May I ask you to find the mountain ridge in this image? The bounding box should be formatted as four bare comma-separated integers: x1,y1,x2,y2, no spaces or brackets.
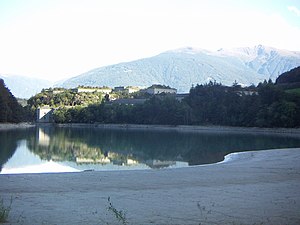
0,74,53,99
58,45,300,92
2,45,300,98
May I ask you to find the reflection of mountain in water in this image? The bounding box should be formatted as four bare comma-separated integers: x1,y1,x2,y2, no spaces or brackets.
26,126,300,169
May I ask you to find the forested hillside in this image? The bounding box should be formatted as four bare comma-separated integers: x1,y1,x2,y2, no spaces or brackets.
276,66,300,84
25,67,300,128
0,79,26,122
27,88,104,109
44,81,300,128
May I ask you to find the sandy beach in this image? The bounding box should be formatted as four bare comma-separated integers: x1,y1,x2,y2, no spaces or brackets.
1,148,300,225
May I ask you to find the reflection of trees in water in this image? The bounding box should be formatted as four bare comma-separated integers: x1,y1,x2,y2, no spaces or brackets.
27,127,136,165
65,128,300,165
27,127,300,166
0,129,34,171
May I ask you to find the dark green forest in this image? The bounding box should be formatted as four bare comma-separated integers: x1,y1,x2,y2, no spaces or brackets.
276,66,300,84
62,67,299,128
50,80,300,128
0,79,29,123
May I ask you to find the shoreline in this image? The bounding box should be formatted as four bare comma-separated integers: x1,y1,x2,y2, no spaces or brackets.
0,122,35,131
2,122,300,136
55,123,300,136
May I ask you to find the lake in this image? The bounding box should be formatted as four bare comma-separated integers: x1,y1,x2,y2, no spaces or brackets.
1,126,300,174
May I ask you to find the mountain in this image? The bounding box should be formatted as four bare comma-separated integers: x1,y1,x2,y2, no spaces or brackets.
58,45,300,93
0,75,53,99
215,45,300,80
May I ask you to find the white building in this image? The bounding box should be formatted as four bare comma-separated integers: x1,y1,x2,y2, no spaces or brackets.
36,106,54,123
114,86,141,94
74,87,112,94
126,86,141,93
144,85,177,95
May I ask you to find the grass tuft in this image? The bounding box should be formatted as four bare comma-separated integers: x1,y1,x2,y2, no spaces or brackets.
107,197,128,225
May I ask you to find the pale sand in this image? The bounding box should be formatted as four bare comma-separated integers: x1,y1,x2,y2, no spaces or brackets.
1,148,300,225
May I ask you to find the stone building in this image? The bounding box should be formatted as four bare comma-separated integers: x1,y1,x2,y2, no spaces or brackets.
73,87,112,94
36,106,54,123
144,84,177,95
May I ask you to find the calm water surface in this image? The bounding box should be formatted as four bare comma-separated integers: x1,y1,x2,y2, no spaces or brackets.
1,126,300,174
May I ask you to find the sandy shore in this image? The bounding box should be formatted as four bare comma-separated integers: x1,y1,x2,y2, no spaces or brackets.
1,148,300,225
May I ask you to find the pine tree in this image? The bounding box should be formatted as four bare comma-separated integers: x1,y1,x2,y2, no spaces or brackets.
0,79,24,123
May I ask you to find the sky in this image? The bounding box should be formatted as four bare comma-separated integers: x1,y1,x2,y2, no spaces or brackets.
0,0,300,81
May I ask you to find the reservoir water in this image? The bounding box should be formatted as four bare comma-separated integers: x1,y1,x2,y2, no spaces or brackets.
1,126,300,174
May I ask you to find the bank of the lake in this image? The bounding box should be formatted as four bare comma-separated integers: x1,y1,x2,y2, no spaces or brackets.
2,123,300,137
0,123,35,131
55,123,300,136
1,148,300,225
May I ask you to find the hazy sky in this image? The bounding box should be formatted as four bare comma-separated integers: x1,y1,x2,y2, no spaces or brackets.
0,0,300,81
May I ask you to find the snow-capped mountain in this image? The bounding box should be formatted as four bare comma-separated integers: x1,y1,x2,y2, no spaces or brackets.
215,45,300,80
58,45,300,93
0,74,53,99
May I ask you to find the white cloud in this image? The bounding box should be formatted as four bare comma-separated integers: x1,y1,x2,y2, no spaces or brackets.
288,6,300,17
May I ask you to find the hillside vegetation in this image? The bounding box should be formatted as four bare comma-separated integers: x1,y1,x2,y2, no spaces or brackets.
29,80,300,128
276,66,300,84
27,88,104,108
0,79,29,123
8,66,299,128
54,82,300,127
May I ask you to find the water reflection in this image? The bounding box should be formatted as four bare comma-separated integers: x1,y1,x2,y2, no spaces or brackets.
29,127,150,169
0,129,32,172
1,126,300,173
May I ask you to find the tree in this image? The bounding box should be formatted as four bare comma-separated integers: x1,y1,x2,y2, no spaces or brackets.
53,107,67,123
0,79,25,123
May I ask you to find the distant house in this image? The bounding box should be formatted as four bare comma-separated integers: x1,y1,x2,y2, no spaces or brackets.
114,86,141,94
42,88,64,95
126,86,141,93
52,89,64,94
144,84,177,95
36,106,54,123
74,86,112,94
